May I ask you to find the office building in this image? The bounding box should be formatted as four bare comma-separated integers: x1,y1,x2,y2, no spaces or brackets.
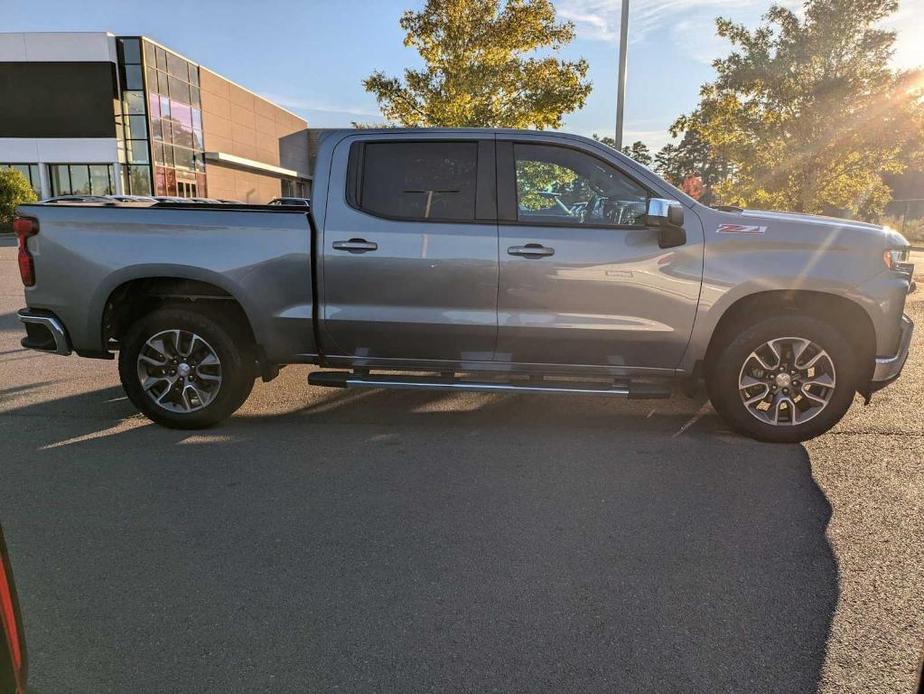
0,32,310,201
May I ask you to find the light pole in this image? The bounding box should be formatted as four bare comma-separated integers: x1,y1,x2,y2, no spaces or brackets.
615,0,630,150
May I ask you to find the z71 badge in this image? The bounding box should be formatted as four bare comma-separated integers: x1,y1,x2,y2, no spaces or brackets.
716,223,767,234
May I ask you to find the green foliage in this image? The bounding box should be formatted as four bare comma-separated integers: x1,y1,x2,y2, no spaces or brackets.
350,122,396,129
650,122,730,204
620,141,652,167
669,0,924,217
0,168,38,231
654,124,726,183
516,159,577,210
592,133,617,149
363,0,592,129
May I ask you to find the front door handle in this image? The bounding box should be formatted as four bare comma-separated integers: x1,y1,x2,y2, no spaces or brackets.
332,238,378,253
507,243,555,258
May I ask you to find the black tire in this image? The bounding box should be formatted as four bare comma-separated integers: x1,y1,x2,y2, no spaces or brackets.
706,314,859,443
118,307,255,429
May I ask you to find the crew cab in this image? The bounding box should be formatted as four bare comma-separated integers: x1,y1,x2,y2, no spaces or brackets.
14,129,915,442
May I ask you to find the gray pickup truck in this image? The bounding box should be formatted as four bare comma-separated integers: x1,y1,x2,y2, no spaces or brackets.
14,128,915,442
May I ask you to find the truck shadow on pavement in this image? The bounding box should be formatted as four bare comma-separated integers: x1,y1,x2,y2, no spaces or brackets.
3,383,839,693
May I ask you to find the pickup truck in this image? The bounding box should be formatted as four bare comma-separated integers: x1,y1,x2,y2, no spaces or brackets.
14,128,915,442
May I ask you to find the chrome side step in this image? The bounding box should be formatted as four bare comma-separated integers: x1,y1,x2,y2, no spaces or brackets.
308,371,671,399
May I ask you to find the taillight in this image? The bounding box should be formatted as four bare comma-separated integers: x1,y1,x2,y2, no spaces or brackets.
0,533,25,693
12,216,38,287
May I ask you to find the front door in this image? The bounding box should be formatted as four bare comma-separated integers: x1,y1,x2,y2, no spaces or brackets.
495,139,702,370
320,136,499,365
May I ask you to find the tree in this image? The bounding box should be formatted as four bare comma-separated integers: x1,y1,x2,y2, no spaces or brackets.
670,0,924,218
363,0,592,129
592,134,653,166
652,144,679,182
652,116,729,204
0,168,37,232
621,141,652,167
679,175,705,201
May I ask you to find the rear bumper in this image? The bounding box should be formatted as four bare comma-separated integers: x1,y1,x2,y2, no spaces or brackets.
871,314,913,386
17,309,72,356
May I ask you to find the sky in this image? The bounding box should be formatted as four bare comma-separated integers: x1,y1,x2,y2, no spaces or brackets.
3,0,923,151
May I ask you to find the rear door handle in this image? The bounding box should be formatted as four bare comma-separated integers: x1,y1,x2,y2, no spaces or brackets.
507,243,555,258
332,238,378,253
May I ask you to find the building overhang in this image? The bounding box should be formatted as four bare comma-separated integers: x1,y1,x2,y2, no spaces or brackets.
203,151,310,180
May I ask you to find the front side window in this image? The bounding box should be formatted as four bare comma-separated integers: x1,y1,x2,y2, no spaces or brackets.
357,142,478,221
514,144,648,226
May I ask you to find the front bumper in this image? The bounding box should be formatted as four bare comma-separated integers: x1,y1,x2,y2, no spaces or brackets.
17,309,72,356
871,314,913,385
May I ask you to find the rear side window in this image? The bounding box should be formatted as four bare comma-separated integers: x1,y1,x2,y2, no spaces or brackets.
355,142,478,221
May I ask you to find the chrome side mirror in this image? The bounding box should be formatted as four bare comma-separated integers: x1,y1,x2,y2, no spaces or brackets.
646,198,686,248
647,198,684,226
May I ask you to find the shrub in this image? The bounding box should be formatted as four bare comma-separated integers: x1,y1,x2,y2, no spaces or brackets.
0,168,38,232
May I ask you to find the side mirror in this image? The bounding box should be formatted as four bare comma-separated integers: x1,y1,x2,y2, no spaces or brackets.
646,198,686,248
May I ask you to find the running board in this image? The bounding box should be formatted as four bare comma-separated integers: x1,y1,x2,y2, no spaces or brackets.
307,371,672,399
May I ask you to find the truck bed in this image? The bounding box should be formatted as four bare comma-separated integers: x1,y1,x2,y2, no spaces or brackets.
17,203,318,362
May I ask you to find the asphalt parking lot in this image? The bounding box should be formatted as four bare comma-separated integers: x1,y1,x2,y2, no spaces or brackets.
0,236,921,693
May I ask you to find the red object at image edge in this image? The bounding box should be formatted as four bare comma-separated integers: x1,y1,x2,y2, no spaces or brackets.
0,544,24,693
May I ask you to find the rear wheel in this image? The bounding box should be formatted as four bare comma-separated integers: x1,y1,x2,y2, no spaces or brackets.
118,307,255,429
706,315,859,442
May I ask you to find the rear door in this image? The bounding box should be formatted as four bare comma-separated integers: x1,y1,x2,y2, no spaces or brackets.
320,134,498,365
495,138,703,370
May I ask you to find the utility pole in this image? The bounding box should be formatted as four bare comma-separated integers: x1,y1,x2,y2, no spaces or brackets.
615,0,630,150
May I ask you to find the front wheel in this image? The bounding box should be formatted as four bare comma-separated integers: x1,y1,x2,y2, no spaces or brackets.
706,315,860,443
118,307,255,429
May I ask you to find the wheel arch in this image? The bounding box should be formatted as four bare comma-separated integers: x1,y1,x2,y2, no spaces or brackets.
96,268,260,358
702,289,876,389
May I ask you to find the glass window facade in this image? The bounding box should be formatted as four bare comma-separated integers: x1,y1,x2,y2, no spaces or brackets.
1,163,40,195
48,164,115,196
121,64,144,90
117,38,142,65
142,39,206,198
114,37,152,195
112,36,209,198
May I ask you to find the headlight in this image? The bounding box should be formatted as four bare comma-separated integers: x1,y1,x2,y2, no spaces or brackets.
883,247,913,273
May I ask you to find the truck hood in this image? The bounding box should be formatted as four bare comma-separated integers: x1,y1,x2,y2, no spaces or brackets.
736,209,908,248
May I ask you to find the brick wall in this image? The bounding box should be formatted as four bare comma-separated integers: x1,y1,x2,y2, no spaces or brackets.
199,67,306,202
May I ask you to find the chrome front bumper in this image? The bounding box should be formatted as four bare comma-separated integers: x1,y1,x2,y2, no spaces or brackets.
872,314,914,383
18,309,72,356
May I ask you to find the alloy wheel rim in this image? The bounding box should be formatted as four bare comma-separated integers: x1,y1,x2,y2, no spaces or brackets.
136,329,222,413
737,336,836,427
